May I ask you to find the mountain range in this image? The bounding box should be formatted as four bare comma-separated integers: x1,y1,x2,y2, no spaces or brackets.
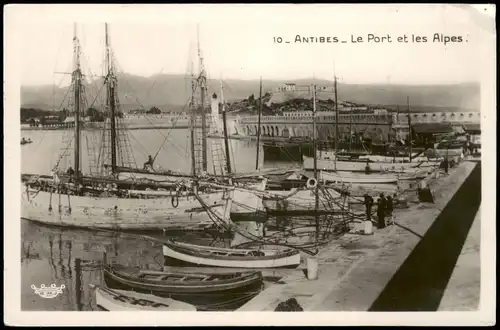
21,73,480,113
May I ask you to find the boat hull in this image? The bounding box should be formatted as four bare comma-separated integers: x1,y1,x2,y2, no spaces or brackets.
102,267,263,311
162,240,301,269
21,184,225,231
303,156,439,173
95,287,197,311
320,171,398,184
262,188,343,213
263,143,314,161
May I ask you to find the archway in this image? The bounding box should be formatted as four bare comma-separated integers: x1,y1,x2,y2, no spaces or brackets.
282,128,290,138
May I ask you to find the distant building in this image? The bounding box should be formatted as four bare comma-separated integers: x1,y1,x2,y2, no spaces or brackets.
373,109,388,115
63,116,90,123
276,83,297,93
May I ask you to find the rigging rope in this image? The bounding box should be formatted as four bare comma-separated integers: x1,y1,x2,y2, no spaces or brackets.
110,55,193,163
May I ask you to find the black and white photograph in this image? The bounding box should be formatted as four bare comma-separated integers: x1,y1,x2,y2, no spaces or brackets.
4,4,495,326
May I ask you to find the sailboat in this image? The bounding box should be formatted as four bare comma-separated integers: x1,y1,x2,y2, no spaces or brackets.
302,78,439,180
161,78,302,268
253,82,352,212
21,23,227,231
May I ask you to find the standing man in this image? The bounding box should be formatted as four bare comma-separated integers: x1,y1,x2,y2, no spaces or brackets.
443,156,449,174
363,193,374,222
363,193,374,235
377,193,386,229
386,195,394,226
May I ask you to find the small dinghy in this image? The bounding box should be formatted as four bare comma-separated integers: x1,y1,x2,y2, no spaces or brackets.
95,286,196,311
162,239,301,269
102,265,264,311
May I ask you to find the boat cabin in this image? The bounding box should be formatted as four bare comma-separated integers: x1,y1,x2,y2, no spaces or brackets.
411,123,454,148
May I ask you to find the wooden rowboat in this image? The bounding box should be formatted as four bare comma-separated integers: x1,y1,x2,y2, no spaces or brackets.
95,286,197,311
102,265,264,311
162,239,301,269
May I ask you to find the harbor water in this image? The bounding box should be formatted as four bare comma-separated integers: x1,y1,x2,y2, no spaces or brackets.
21,128,295,311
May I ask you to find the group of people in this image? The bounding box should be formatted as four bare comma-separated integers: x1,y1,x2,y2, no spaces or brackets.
363,192,395,229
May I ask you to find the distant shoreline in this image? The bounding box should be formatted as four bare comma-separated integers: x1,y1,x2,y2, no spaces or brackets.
20,126,200,131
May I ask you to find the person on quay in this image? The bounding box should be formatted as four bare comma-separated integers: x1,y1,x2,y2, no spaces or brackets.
377,193,386,229
386,195,394,226
363,193,374,223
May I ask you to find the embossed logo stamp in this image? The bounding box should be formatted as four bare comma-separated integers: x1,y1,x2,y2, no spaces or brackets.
31,284,66,299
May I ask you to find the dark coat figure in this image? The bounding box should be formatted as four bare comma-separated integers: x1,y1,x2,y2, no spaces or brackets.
440,157,449,174
143,155,154,170
67,167,75,176
386,195,394,224
377,193,386,229
363,193,374,221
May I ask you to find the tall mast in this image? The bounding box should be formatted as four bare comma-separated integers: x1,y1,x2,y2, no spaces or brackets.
197,25,208,172
72,23,82,181
334,76,339,171
190,73,197,176
348,91,352,151
221,81,232,174
255,77,263,170
312,84,319,241
105,23,117,173
407,96,412,162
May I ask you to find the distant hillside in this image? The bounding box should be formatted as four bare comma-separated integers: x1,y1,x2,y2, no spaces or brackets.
21,74,480,112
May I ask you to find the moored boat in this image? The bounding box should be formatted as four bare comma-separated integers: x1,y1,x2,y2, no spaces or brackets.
262,186,344,213
21,24,231,231
21,182,225,231
21,138,33,145
162,239,301,269
303,155,439,173
102,265,264,311
320,170,398,184
95,286,197,311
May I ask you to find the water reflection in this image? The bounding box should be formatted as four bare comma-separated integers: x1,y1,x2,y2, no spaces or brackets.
21,219,225,311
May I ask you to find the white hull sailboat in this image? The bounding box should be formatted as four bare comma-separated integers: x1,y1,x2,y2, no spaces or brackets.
262,187,343,212
21,24,226,231
319,170,399,184
303,155,439,173
21,184,225,231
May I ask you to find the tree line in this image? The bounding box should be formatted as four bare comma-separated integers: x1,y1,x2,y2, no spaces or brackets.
21,107,124,124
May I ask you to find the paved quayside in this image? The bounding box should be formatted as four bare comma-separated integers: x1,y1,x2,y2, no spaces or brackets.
438,206,481,311
238,160,481,311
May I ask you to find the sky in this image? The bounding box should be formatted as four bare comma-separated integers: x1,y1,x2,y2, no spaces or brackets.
6,4,495,86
